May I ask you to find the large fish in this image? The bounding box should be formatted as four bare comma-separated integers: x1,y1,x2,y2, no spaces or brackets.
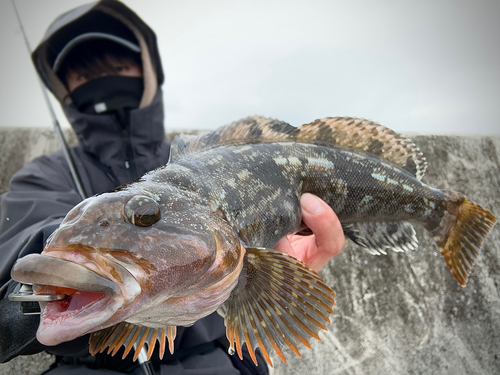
11,116,496,365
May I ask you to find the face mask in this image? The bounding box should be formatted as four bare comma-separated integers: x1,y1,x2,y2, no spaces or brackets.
70,76,144,115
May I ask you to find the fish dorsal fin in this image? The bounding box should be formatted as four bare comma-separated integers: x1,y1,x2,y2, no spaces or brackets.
169,116,299,161
170,115,427,180
298,117,427,180
89,323,177,361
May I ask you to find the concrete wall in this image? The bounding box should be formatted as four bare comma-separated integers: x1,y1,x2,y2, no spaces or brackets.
0,128,499,374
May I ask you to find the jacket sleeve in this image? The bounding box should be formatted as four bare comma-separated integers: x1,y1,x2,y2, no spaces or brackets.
0,153,83,362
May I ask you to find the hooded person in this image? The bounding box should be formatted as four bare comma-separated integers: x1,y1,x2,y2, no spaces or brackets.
0,1,269,373
0,0,344,373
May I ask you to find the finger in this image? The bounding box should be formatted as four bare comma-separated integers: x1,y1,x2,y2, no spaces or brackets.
273,236,296,258
301,193,344,270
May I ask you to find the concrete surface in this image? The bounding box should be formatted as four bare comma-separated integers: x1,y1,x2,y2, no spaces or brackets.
0,128,78,196
0,127,498,374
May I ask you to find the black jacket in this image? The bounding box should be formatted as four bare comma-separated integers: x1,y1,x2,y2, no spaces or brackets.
0,1,267,373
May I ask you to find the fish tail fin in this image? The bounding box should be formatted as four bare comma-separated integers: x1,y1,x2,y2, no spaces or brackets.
431,191,496,286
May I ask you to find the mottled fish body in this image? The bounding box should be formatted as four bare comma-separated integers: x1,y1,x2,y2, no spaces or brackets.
11,116,496,366
169,142,438,247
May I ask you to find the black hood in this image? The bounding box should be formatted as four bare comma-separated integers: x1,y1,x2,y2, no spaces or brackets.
32,0,164,107
30,0,167,182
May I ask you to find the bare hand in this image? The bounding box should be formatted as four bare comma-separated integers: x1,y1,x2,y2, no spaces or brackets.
274,193,344,272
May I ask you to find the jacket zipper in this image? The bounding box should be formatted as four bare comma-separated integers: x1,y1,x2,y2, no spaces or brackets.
121,128,138,180
116,110,139,181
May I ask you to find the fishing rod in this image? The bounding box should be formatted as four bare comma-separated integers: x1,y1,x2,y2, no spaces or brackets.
11,0,87,200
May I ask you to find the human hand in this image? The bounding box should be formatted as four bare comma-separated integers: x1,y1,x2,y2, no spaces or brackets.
274,193,344,272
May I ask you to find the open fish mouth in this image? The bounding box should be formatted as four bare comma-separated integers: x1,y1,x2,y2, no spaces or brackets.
11,253,140,346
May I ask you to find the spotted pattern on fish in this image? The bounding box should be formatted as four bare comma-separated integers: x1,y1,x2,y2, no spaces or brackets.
162,142,443,250
357,195,376,214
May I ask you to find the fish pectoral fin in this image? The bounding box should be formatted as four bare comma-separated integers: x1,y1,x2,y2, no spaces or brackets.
89,323,177,361
218,247,336,367
343,221,418,255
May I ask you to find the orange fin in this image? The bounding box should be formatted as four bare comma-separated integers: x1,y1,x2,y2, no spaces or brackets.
432,191,497,286
218,247,336,367
89,323,177,361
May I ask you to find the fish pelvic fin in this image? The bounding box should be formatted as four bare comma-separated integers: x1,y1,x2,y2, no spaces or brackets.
218,247,336,367
89,323,177,361
431,191,496,286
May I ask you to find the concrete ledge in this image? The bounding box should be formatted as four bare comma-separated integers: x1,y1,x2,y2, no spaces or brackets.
0,127,203,196
0,128,499,374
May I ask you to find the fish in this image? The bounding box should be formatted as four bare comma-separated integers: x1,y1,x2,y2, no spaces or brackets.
11,116,496,366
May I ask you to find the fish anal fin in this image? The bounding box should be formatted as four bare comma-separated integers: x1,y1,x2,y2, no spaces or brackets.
343,221,418,255
167,326,176,354
218,247,336,367
89,323,177,361
298,117,428,180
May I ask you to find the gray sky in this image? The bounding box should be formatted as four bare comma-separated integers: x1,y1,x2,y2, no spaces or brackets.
1,0,499,134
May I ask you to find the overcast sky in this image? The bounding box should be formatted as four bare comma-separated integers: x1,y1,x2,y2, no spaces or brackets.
1,0,499,134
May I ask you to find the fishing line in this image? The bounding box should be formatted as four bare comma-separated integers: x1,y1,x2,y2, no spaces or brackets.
10,0,87,200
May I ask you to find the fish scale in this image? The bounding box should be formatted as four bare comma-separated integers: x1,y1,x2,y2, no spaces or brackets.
169,142,441,248
10,115,496,367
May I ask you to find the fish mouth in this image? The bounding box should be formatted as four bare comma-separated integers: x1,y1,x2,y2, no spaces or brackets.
11,253,141,346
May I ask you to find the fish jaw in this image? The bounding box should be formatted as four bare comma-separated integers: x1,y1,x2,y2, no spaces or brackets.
10,252,142,346
37,289,121,345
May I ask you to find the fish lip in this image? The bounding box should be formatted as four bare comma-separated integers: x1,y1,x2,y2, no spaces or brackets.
11,252,142,304
11,253,142,346
11,253,123,298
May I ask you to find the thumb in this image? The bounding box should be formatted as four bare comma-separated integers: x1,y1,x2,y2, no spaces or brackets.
301,193,345,268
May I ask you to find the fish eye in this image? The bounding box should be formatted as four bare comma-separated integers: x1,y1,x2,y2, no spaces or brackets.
124,195,161,227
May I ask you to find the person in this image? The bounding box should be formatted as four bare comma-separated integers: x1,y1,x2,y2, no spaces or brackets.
0,1,344,374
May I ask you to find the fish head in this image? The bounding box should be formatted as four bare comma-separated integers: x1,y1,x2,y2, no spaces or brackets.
11,188,243,346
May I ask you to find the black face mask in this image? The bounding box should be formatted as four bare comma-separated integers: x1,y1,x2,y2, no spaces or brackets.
70,75,144,117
